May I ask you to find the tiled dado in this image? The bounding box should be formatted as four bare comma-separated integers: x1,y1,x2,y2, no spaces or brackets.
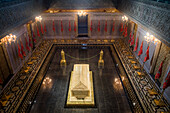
113,39,170,113
0,39,112,112
110,45,143,113
0,40,53,113
1,39,169,113
17,43,56,112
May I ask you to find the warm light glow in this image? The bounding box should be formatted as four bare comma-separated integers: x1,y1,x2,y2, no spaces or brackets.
8,38,12,44
153,38,160,44
146,32,150,36
150,35,154,41
144,32,160,44
0,34,17,45
122,77,125,81
43,77,52,86
122,16,124,20
78,10,87,16
154,38,158,42
144,35,150,44
114,78,121,85
113,77,123,90
35,16,42,22
122,15,128,22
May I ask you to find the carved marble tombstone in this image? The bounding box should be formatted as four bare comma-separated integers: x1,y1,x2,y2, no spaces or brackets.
71,64,90,99
66,64,95,107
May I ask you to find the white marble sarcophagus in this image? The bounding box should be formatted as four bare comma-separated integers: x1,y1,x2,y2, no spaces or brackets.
66,64,95,106
71,64,90,99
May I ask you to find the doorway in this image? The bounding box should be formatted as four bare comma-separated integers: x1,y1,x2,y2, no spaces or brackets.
78,14,88,37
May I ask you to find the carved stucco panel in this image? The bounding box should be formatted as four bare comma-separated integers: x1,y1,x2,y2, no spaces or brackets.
0,1,35,37
118,0,170,45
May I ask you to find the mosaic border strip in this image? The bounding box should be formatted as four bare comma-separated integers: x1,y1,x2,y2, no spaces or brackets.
18,42,144,112
110,45,144,113
2,39,169,113
0,40,53,112
113,39,170,113
17,44,56,112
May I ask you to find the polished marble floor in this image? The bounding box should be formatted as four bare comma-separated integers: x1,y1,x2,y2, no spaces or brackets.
30,45,132,113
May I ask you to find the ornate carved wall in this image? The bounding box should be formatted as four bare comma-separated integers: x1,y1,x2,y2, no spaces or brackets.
154,43,170,83
90,13,122,38
118,0,170,46
117,0,170,102
50,0,115,9
5,25,33,74
153,43,170,103
0,0,30,8
0,0,44,38
43,12,122,39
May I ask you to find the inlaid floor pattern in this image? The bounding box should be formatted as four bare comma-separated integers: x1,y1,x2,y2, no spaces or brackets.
30,46,132,113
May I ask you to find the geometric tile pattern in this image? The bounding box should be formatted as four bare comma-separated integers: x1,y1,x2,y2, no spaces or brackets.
29,43,132,113
0,40,52,112
113,39,170,112
118,0,170,45
0,39,169,113
17,42,56,112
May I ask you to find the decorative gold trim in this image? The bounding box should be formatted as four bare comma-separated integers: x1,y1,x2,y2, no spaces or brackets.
154,99,166,107
133,23,138,41
133,65,141,70
26,23,33,49
136,71,145,77
45,8,119,13
130,60,137,64
127,56,134,59
148,89,158,96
